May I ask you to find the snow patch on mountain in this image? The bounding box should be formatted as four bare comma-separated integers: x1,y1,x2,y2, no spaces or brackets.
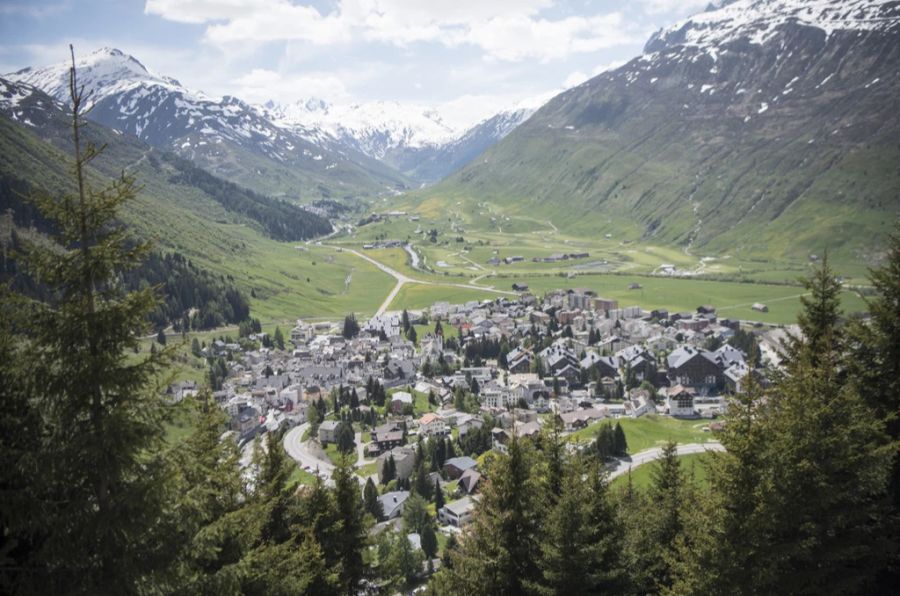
649,0,900,52
7,47,184,107
262,99,458,158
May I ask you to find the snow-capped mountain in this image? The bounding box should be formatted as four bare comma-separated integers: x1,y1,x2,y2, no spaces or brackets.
5,47,542,193
261,97,535,183
5,48,409,200
428,0,900,261
262,98,458,158
404,105,535,184
647,0,898,53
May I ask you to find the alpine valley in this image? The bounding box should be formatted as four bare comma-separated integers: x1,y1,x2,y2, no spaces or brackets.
411,0,900,266
1,0,899,322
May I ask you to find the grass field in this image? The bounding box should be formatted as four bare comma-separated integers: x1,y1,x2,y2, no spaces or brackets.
288,463,318,488
324,204,872,325
388,284,498,311
610,452,714,492
324,443,360,466
569,415,714,452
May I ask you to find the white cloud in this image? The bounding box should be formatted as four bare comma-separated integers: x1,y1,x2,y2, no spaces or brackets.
638,0,711,17
144,0,642,62
231,68,349,103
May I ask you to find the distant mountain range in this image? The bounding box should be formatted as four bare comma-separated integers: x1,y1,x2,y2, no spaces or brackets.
5,48,537,194
421,0,900,263
260,97,535,184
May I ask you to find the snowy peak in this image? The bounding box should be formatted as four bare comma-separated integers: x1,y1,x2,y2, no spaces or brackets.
6,47,178,107
648,0,900,53
263,98,459,157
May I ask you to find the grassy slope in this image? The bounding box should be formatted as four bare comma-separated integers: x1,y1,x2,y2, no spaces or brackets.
568,415,714,451
0,115,395,324
610,452,713,492
400,30,900,275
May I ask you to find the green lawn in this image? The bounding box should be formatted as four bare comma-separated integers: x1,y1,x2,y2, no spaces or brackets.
355,462,378,478
287,464,318,488
389,283,497,311
569,415,714,453
413,390,437,415
610,452,714,492
324,443,360,466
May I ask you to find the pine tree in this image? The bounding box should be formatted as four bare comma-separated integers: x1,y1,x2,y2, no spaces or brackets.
363,477,383,520
331,455,368,593
445,438,541,593
273,326,285,350
402,493,432,536
407,324,418,344
670,375,768,595
342,313,360,339
751,260,894,594
382,455,397,485
614,422,628,456
529,459,625,594
625,441,686,593
5,47,175,593
337,422,356,454
421,523,438,560
433,478,445,510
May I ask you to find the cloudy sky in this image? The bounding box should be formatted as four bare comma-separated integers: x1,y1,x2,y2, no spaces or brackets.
0,0,709,129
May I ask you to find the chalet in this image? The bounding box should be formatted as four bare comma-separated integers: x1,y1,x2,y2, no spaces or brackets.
616,345,657,384
439,496,476,527
444,456,478,480
378,491,410,520
458,468,482,495
667,346,723,391
580,352,619,378
370,422,405,454
626,388,654,418
506,347,534,373
665,385,696,417
512,282,530,292
752,303,769,313
559,408,605,431
418,413,447,437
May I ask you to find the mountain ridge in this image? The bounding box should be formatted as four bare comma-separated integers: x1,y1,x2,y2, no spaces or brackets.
415,0,900,265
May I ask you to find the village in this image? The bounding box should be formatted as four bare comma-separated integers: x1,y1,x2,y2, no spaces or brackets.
169,286,782,572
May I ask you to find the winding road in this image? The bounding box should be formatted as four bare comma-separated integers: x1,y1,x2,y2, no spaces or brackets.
608,441,725,480
335,246,516,316
283,423,336,479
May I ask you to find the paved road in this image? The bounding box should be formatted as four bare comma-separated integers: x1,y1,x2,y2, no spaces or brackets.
337,246,516,316
283,423,336,479
608,442,725,480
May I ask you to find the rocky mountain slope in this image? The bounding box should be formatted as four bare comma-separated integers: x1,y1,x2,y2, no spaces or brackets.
424,0,900,263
